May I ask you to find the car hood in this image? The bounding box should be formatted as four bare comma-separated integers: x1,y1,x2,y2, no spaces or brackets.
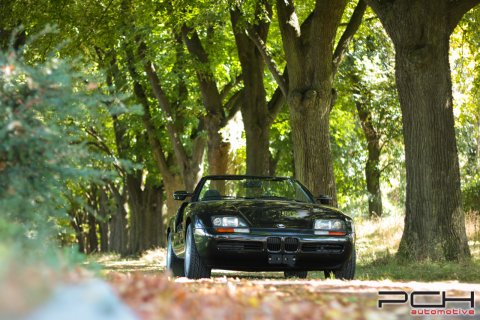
190,199,349,229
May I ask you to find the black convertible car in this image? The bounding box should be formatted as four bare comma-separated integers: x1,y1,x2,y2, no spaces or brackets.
166,175,355,279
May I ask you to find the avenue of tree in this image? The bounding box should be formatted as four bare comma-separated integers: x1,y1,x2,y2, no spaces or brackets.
1,0,479,261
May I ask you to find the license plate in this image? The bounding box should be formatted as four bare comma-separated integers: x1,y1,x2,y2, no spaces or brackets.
268,254,296,266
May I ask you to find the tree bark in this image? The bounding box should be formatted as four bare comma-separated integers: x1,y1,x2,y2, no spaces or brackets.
231,7,272,175
367,0,475,260
70,211,86,253
355,100,383,217
87,212,98,254
276,0,349,202
109,184,128,255
288,91,337,200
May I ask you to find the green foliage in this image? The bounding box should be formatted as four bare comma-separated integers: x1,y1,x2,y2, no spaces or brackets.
269,106,293,177
332,13,404,216
452,7,480,212
0,46,112,253
463,176,480,213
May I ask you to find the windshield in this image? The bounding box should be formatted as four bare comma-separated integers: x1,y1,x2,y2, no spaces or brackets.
197,177,313,203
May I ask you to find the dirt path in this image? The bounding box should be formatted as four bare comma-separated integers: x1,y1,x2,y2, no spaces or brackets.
93,251,479,319
105,270,479,320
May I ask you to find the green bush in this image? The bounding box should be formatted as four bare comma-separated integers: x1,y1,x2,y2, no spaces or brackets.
0,48,107,252
463,175,480,213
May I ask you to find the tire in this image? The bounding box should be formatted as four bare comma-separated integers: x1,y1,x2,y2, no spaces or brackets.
184,224,211,279
166,232,184,277
284,271,308,279
327,246,356,280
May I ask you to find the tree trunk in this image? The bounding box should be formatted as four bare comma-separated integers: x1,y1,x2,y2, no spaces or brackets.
275,0,348,203
163,174,184,230
367,0,471,260
231,9,271,176
355,101,383,217
87,213,98,253
140,181,163,251
207,129,230,176
396,38,470,260
126,172,142,255
151,185,165,247
288,91,337,202
98,219,109,252
269,151,280,176
206,127,230,193
70,213,86,253
98,187,110,252
109,186,128,255
242,111,270,176
365,143,382,218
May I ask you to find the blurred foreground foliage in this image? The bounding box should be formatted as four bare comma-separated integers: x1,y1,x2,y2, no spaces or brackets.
0,43,115,261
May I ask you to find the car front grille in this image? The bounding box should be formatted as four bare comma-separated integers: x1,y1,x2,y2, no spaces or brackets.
266,237,282,252
217,241,263,252
301,243,344,253
284,237,299,252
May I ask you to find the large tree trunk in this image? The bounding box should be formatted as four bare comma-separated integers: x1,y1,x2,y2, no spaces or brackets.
396,38,469,260
288,91,337,202
207,129,230,176
125,171,166,254
355,101,383,217
276,0,347,202
367,0,472,260
231,9,271,176
141,182,164,250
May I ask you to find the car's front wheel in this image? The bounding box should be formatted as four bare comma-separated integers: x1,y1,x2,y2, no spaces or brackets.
325,246,356,280
284,271,308,279
166,232,184,277
184,223,211,279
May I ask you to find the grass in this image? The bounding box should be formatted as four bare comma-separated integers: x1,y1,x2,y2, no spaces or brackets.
94,212,480,282
351,212,480,282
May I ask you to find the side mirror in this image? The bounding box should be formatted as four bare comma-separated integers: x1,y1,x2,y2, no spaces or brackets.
173,190,191,201
317,195,332,205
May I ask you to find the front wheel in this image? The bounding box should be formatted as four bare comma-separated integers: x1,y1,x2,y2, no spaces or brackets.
325,247,356,280
184,224,211,279
284,271,308,279
166,232,184,277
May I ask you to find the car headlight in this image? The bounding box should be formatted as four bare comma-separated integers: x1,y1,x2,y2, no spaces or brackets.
211,216,249,233
314,219,346,236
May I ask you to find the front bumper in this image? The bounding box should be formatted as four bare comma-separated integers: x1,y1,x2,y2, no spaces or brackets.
193,227,354,271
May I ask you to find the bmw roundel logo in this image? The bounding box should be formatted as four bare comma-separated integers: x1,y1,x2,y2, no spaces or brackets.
276,224,286,228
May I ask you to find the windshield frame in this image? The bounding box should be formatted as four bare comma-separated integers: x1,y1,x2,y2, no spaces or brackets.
191,175,315,203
